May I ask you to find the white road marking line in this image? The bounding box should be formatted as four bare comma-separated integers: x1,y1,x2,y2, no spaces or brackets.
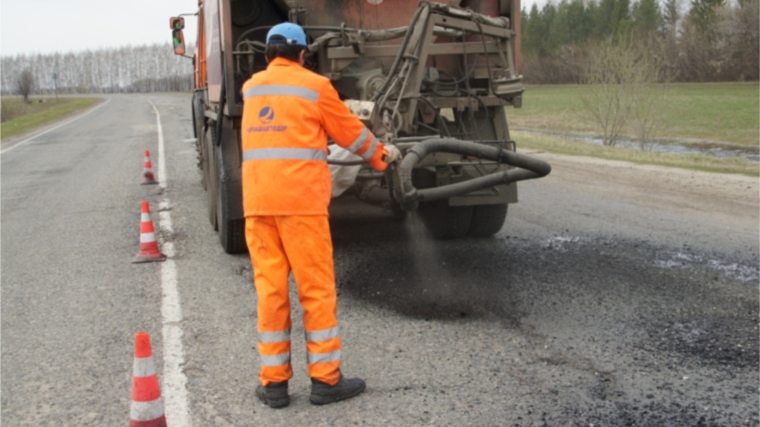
148,99,192,427
0,98,111,155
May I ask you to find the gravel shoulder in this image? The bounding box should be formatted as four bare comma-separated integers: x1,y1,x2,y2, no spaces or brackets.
0,97,106,152
515,150,759,257
529,151,758,226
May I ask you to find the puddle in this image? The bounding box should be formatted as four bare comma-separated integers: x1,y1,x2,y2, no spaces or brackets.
514,128,760,163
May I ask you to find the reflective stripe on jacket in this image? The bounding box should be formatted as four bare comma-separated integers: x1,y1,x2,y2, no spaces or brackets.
241,57,385,216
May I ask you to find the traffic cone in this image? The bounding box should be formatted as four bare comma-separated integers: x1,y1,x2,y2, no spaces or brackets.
142,150,158,185
130,332,167,427
133,201,167,263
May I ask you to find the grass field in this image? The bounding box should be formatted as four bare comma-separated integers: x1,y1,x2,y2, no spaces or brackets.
515,130,759,177
510,82,760,146
1,97,102,139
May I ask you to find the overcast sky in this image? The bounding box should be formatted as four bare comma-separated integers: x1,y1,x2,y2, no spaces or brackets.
521,0,550,12
1,0,199,56
1,0,547,57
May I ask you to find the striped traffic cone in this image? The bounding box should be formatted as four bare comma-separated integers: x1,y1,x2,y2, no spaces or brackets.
142,150,158,185
130,332,167,427
132,201,167,264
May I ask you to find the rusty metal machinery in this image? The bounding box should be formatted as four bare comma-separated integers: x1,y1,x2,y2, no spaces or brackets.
234,1,549,233
184,0,550,246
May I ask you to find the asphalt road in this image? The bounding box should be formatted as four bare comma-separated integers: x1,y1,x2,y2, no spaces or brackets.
2,93,758,427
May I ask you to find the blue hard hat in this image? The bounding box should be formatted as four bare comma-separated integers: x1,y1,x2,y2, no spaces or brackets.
266,23,307,46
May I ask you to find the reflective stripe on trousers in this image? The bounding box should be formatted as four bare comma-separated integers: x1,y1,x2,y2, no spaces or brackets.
305,325,339,342
305,326,342,367
260,329,291,343
246,215,342,386
307,349,341,364
258,329,291,369
260,352,291,367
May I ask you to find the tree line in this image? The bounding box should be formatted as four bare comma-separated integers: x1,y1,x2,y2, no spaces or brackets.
521,0,759,83
1,43,193,96
4,1,757,96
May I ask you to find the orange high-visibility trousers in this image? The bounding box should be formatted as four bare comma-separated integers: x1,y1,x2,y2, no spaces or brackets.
246,215,342,386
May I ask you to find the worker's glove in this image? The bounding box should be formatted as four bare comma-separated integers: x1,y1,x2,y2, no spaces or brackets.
383,145,402,164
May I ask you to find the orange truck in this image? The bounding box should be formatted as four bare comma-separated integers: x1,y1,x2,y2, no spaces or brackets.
171,0,549,254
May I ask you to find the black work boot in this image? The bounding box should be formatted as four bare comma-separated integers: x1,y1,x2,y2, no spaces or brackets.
255,381,290,408
309,375,366,405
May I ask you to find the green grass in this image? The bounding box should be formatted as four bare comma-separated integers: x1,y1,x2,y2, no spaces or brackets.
510,82,760,145
515,130,759,177
1,97,102,139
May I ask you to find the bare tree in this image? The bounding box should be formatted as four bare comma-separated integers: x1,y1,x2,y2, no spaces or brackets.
1,43,193,95
579,39,637,146
632,88,668,150
724,0,759,81
579,37,668,147
630,38,670,150
16,68,35,102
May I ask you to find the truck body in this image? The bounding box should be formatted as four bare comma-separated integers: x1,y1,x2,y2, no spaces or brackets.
172,0,549,254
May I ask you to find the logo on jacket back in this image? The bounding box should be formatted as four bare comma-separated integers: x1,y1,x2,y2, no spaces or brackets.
259,107,275,124
247,106,287,133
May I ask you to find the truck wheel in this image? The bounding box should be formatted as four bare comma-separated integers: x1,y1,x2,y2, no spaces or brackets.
199,138,207,191
215,144,247,254
467,204,508,237
192,93,205,140
193,94,206,189
205,123,218,231
200,123,209,191
411,168,472,239
389,203,408,221
417,201,474,239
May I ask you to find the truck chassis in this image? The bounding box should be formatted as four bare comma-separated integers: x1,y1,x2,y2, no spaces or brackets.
173,0,550,253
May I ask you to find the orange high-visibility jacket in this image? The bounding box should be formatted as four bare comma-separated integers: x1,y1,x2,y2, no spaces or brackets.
241,57,386,216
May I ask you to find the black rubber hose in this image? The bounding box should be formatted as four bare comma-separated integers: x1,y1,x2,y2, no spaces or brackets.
398,138,551,202
414,167,542,202
327,159,367,166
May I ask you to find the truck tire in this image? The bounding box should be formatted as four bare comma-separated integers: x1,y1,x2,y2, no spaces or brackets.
467,204,508,237
200,124,209,192
389,203,408,221
205,123,218,231
412,168,473,239
417,201,474,239
215,143,247,254
192,93,205,140
192,94,206,189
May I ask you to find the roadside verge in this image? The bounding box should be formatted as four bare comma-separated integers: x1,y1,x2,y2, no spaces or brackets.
515,130,759,177
1,98,107,153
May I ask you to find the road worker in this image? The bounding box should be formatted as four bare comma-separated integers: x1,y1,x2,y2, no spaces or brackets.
241,23,401,408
